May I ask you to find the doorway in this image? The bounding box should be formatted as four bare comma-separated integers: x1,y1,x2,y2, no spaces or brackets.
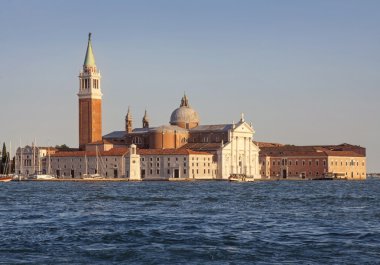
174,169,179,178
282,169,287,179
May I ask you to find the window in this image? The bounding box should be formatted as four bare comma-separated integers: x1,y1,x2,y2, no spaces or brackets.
289,160,292,166
184,169,187,174
308,160,312,166
176,157,178,161
295,160,298,166
323,160,326,166
156,169,160,174
316,160,319,166
167,169,170,174
156,163,159,167
184,163,187,167
167,157,170,161
302,160,305,166
167,163,170,167
150,169,152,175
150,157,153,162
272,161,275,166
156,157,159,161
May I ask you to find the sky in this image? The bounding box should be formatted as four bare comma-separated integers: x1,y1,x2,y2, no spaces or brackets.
0,0,379,172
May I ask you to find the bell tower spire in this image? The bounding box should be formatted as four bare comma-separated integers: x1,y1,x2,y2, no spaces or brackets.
142,109,149,128
125,106,133,133
78,33,102,150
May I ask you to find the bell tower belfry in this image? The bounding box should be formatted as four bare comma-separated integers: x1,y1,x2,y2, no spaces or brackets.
78,33,102,150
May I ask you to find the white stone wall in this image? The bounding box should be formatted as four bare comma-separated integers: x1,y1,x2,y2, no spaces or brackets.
126,153,217,180
217,121,260,179
15,146,49,176
50,154,126,178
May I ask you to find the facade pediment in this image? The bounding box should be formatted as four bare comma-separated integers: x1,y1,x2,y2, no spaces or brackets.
233,122,254,134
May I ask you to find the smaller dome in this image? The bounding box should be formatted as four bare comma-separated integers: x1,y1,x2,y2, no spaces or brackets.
170,107,200,125
169,94,200,129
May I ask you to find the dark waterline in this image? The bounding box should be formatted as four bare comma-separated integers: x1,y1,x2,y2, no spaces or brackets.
1,180,379,264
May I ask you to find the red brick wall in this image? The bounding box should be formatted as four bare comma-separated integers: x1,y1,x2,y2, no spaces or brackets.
79,98,102,150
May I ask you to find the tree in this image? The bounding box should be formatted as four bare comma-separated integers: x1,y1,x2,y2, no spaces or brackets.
55,144,70,150
1,143,7,174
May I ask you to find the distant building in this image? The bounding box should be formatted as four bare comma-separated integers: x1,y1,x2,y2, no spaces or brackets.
15,145,57,176
48,33,261,180
48,33,366,181
258,143,366,180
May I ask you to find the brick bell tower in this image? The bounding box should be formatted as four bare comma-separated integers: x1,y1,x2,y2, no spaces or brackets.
78,33,102,150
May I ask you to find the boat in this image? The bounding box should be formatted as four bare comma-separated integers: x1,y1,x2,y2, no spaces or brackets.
0,175,12,182
228,174,255,182
29,174,56,180
82,173,103,179
81,147,106,179
28,143,55,180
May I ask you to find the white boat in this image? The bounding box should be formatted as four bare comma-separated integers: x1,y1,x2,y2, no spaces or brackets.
81,147,106,179
228,174,255,182
29,174,56,180
82,173,103,179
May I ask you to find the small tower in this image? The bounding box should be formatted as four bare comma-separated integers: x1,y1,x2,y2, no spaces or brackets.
78,33,102,150
180,93,189,107
126,144,141,180
142,109,149,128
125,106,133,133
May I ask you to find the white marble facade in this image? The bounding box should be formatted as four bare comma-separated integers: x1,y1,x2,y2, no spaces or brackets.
217,117,260,179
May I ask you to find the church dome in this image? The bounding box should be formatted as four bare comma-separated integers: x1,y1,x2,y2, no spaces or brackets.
170,95,200,129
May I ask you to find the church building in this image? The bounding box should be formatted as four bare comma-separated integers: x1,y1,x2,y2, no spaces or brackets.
46,33,367,181
48,33,261,180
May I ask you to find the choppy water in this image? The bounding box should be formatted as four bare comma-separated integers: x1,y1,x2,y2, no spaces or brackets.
1,179,380,264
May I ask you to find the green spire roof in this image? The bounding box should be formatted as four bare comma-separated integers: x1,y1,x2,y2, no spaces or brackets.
84,32,96,66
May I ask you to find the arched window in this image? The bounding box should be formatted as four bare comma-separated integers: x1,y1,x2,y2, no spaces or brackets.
132,136,142,144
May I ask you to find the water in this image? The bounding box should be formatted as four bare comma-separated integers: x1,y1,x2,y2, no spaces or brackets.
1,180,380,264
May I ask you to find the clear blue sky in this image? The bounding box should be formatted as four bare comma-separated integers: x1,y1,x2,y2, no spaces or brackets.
0,0,379,171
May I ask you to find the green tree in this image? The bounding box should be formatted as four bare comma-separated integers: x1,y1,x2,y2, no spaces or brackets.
1,143,7,174
55,144,70,150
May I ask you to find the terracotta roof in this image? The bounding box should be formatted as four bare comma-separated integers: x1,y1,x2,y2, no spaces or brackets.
51,148,211,157
260,144,365,157
51,147,128,157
